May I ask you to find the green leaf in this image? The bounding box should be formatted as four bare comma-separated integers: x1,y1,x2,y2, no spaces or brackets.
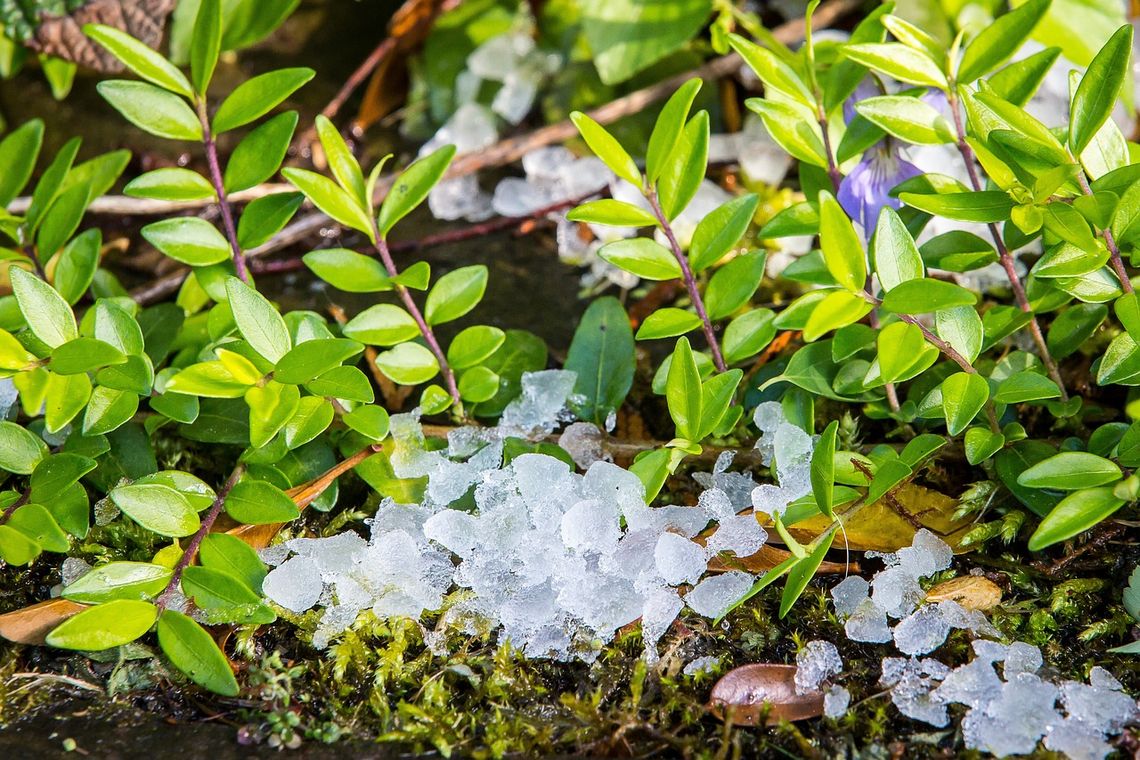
97,81,202,141
746,99,828,167
282,167,373,236
374,342,439,385
956,0,1052,83
458,366,500,403
377,145,456,236
224,112,298,194
1018,451,1121,489
283,396,333,449
697,369,742,439
689,194,760,272
565,296,635,425
872,207,924,290
881,278,977,313
54,230,101,305
181,565,272,623
580,0,713,85
44,371,92,434
157,610,239,696
10,267,76,348
199,533,266,594
728,34,813,104
225,479,299,524
126,168,215,202
51,338,125,375
46,599,156,651
855,96,957,144
1028,486,1125,550
646,78,703,183
569,111,641,186
802,289,873,342
899,190,1014,222
941,372,989,436
26,137,79,234
964,427,1005,465
658,111,709,220
315,115,367,209
1048,303,1108,359
83,24,194,97
166,361,251,398
0,421,48,474
8,503,68,552
818,191,866,292
598,238,682,280
1070,24,1133,154
245,381,300,448
342,304,420,346
424,265,487,325
842,43,948,88
447,325,506,370
810,421,838,519
190,0,221,95
343,404,391,440
723,308,776,364
62,562,171,603
212,67,314,134
935,305,983,364
306,365,374,402
877,321,930,383
111,483,200,537
274,338,363,385
989,46,1062,107
225,277,291,364
142,217,231,266
37,181,89,259
83,386,140,435
0,525,40,565
0,120,43,206
30,453,96,503
236,192,302,249
636,308,702,340
705,250,766,320
779,531,836,618
302,248,390,292
665,337,702,441
993,370,1061,403
566,199,657,227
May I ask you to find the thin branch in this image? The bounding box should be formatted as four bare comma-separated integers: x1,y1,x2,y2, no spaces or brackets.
198,101,250,283
1078,171,1133,294
371,225,461,407
126,0,862,305
946,89,1067,400
155,466,244,611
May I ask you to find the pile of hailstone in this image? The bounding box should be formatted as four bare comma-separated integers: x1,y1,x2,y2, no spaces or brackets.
261,371,819,659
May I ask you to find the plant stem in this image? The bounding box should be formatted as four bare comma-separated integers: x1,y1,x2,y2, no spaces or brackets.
945,89,1067,401
369,225,461,406
0,490,29,526
156,465,244,611
1077,171,1134,294
645,188,728,372
197,100,250,283
817,106,844,192
865,292,1001,433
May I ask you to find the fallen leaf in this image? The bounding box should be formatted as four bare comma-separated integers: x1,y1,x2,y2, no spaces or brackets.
708,664,823,725
705,543,857,576
0,598,88,645
761,483,973,552
224,445,380,550
925,576,1003,611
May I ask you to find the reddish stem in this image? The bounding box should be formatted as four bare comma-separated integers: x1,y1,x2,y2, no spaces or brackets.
1078,172,1133,294
198,101,250,283
156,466,244,611
946,90,1067,401
370,227,461,406
646,189,727,372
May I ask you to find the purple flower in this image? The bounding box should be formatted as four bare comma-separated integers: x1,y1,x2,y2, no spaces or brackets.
843,78,882,124
837,141,922,235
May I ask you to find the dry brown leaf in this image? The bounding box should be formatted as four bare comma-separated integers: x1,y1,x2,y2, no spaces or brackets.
705,543,856,576
0,598,88,645
224,445,380,550
31,0,177,72
708,664,823,725
925,576,1003,611
761,483,973,553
